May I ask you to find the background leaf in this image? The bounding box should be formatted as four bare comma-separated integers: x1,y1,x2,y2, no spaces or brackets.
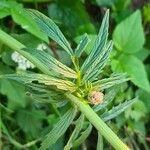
113,10,145,53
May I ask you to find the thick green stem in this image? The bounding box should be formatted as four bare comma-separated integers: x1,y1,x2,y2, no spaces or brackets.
0,29,51,76
66,93,130,150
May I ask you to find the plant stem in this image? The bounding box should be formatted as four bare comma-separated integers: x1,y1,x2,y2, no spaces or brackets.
66,93,130,150
0,29,51,76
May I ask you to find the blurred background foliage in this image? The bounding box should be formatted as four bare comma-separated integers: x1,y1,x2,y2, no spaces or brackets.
0,0,150,149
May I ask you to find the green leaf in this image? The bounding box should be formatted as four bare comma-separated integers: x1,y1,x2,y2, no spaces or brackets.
0,63,26,109
64,114,84,150
16,109,46,137
101,98,137,121
82,41,113,81
23,48,77,79
74,34,97,55
39,108,77,150
134,48,150,61
113,10,145,53
0,1,10,18
0,73,76,92
119,54,150,92
10,2,48,42
97,132,103,150
28,9,73,56
72,123,92,147
75,33,90,57
81,10,109,73
93,73,129,90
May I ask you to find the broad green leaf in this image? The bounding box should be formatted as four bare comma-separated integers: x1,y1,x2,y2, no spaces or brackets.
75,33,90,57
16,109,46,137
0,63,27,109
23,48,77,79
101,97,137,121
72,123,92,147
39,108,77,150
81,10,109,73
28,9,73,56
64,114,84,150
134,48,150,61
0,73,76,92
93,86,119,112
93,73,129,90
82,41,113,82
113,10,145,53
0,1,10,18
119,54,150,92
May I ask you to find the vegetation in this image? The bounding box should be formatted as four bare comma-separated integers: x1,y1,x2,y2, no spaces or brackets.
0,0,150,150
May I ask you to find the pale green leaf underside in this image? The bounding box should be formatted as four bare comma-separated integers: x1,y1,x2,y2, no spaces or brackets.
39,108,77,150
27,9,73,56
0,73,76,92
23,48,77,79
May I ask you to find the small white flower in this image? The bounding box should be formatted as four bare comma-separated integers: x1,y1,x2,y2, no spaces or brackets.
37,43,47,51
11,51,35,70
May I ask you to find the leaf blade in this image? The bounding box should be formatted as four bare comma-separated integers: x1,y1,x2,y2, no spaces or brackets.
27,9,73,56
39,108,77,150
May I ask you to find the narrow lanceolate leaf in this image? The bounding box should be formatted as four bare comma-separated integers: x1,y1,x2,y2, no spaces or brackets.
27,9,73,56
64,114,84,150
93,73,129,91
97,132,103,150
101,98,137,121
23,48,77,79
75,33,90,57
83,41,113,82
39,108,77,150
0,73,76,92
93,86,119,112
72,123,92,147
81,10,109,73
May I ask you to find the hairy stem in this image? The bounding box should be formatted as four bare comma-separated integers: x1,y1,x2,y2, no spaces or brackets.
66,93,130,150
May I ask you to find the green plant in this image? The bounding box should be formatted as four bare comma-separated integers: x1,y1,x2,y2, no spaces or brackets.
0,9,136,150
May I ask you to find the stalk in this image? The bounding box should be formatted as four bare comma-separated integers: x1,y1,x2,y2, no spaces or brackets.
66,93,130,150
0,29,51,76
